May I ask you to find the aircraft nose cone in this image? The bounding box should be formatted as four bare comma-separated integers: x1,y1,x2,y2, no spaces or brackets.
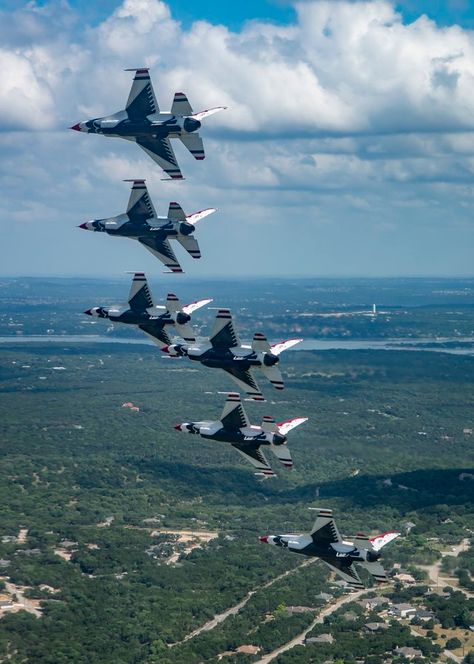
161,346,169,354
70,123,82,131
174,424,181,431
78,222,89,230
84,309,92,316
259,536,269,544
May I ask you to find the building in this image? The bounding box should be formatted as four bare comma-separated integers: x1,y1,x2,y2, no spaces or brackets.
364,622,389,633
389,603,417,619
393,572,416,585
394,646,423,659
359,596,390,611
235,645,260,655
305,634,334,645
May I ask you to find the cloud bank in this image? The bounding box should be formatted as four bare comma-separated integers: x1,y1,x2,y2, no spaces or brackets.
0,0,473,277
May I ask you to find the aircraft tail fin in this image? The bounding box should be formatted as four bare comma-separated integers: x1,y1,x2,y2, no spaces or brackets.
128,272,153,311
191,106,227,121
369,531,401,552
270,338,303,356
270,442,293,469
165,293,196,343
277,417,308,436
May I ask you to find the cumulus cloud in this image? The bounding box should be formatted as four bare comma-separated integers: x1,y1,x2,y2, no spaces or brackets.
1,0,474,277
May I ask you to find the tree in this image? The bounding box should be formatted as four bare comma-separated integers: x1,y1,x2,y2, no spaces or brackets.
446,637,462,650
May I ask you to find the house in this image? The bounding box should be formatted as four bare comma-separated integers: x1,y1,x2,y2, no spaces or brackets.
393,572,416,585
364,622,389,633
415,609,435,621
0,600,14,611
316,592,333,602
0,559,11,568
389,603,417,619
359,596,390,611
305,634,334,645
394,646,423,659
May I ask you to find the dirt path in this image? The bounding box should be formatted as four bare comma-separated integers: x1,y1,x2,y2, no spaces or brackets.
169,559,317,647
4,581,42,617
420,538,472,597
255,588,370,664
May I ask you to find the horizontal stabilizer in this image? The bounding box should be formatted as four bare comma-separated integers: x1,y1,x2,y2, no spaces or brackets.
177,234,201,259
186,208,216,224
270,443,293,469
252,332,270,354
271,338,303,356
171,92,193,116
168,202,186,222
174,321,196,343
179,132,205,160
278,417,308,436
261,364,284,391
191,106,227,121
261,415,277,433
358,561,388,583
165,293,182,313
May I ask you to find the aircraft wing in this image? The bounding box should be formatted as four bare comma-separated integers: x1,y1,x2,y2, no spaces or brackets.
125,180,157,221
125,68,159,119
179,132,204,160
320,558,365,590
223,367,264,401
310,508,343,545
220,393,250,429
128,272,153,311
139,235,183,273
209,309,239,349
176,234,201,259
136,136,183,180
232,443,275,477
138,322,172,347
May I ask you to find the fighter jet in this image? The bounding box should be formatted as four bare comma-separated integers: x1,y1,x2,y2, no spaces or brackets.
260,508,400,589
162,308,302,400
71,68,226,179
84,271,211,346
175,392,308,477
78,179,215,273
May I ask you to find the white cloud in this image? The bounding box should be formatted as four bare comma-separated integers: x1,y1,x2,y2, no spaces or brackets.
1,0,474,277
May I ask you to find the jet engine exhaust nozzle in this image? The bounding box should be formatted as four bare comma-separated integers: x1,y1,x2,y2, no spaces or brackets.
272,433,287,446
183,118,201,133
179,222,195,236
367,551,381,563
263,353,279,367
176,312,191,325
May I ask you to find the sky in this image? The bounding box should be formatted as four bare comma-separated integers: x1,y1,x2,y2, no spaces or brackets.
1,0,474,277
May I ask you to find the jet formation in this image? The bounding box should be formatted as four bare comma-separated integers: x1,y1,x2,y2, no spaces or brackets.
84,271,211,346
73,67,402,593
162,308,302,400
71,68,226,179
260,508,400,589
175,392,307,476
79,179,215,273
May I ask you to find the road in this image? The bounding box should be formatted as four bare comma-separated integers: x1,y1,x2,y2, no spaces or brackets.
169,559,317,647
255,588,370,664
420,538,472,597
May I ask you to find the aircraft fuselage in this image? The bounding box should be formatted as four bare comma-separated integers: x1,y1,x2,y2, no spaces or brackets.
264,534,381,563
81,111,201,139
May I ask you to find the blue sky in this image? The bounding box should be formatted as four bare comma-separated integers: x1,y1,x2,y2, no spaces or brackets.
1,0,474,277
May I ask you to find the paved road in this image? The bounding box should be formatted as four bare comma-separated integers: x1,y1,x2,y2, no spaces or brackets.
169,559,316,647
255,589,370,664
